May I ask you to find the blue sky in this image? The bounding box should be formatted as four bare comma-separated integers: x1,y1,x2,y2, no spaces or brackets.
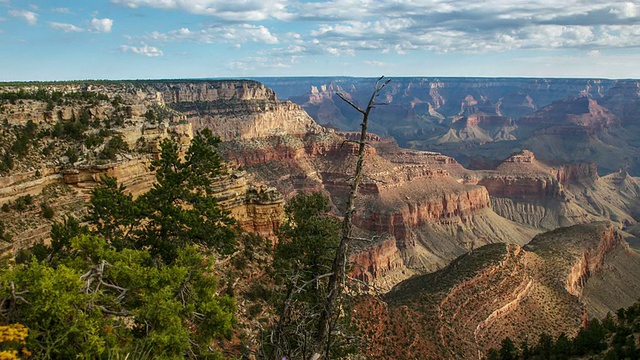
1,0,639,81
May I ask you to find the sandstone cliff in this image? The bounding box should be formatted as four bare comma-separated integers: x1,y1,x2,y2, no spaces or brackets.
355,222,640,359
0,81,291,249
476,150,640,230
261,77,640,174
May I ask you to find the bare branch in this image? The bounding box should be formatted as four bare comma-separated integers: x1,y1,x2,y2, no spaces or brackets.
314,76,390,357
10,282,30,306
293,273,334,295
336,93,365,114
98,306,129,316
348,235,382,243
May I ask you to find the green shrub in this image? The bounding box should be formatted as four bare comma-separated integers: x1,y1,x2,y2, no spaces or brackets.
40,202,55,219
65,147,79,164
99,135,129,161
12,194,33,213
84,133,103,148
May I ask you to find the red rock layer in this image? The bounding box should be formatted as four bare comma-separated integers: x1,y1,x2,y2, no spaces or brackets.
565,224,623,298
355,186,491,249
350,236,405,283
478,176,561,200
553,162,599,186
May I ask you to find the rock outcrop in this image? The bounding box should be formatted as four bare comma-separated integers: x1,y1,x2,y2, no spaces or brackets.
0,81,292,249
355,223,640,359
3,79,640,292
261,77,640,174
518,96,621,136
475,150,640,230
350,235,411,291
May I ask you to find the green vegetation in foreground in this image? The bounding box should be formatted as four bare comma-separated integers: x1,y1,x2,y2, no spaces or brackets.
1,130,238,359
262,192,343,359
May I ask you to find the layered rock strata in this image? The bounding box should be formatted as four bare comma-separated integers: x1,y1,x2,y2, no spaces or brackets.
0,81,294,249
355,223,640,359
4,80,640,293
476,150,640,230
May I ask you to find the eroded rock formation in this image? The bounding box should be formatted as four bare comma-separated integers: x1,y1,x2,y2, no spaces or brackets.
355,223,640,359
3,79,640,293
0,81,290,249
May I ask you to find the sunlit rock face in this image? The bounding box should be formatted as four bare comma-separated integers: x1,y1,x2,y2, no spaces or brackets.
2,79,640,294
354,223,640,359
261,77,640,175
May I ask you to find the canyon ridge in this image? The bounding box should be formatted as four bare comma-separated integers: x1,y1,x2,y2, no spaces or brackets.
1,77,640,357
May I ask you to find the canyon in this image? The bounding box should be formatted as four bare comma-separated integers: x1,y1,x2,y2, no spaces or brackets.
260,77,640,175
2,78,640,358
2,79,639,285
355,222,640,359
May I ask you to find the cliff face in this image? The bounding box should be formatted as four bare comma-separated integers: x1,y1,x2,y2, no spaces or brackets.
479,176,561,200
260,77,640,175
159,81,322,142
564,225,622,299
3,79,639,293
475,150,639,230
355,223,640,359
0,81,290,249
349,236,411,291
157,81,277,104
186,101,320,142
355,184,491,249
554,162,599,186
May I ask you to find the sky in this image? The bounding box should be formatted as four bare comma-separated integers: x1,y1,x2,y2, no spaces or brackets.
0,0,639,81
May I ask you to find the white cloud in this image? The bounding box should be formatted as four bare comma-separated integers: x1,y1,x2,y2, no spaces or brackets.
229,56,291,72
52,8,73,14
610,2,638,19
147,24,278,44
90,18,113,33
110,0,288,21
49,22,83,33
9,10,38,25
120,44,164,57
112,0,640,62
296,0,640,56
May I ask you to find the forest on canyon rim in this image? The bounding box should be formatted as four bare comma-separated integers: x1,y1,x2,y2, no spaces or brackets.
0,77,640,359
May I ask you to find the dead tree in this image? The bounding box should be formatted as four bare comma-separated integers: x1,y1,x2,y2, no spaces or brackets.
313,76,390,359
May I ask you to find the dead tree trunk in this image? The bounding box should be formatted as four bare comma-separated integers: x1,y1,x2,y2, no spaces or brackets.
313,76,390,359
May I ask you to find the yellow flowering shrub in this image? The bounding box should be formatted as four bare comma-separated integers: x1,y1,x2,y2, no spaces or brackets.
0,324,29,359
